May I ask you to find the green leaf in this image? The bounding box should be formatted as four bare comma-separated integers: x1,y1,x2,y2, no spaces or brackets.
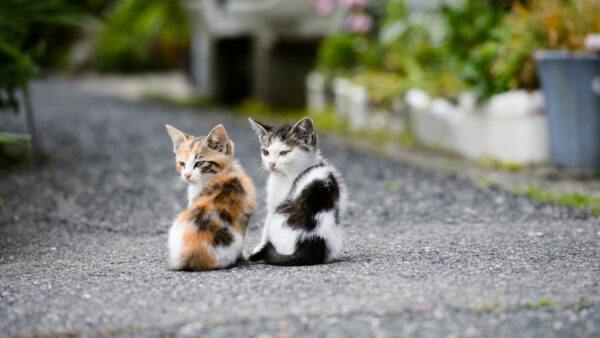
0,132,31,147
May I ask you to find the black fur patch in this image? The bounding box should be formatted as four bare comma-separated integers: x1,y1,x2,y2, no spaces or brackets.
213,227,233,246
218,209,233,225
215,178,245,203
200,161,220,174
261,237,328,266
276,173,339,231
249,242,273,261
189,206,218,232
199,182,220,197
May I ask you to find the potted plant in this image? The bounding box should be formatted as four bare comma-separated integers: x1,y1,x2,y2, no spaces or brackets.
500,0,600,170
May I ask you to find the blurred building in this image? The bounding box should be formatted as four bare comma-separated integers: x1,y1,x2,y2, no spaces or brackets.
184,0,343,107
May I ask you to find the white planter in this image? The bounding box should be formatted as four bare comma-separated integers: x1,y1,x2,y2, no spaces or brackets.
482,113,549,163
408,89,550,164
410,106,453,148
306,71,327,113
332,77,351,118
347,84,369,130
369,110,390,131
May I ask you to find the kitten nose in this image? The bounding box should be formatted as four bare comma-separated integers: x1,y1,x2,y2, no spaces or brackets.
184,173,191,179
268,162,276,169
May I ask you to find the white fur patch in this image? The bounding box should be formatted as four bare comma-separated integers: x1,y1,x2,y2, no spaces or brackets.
307,211,343,261
330,166,348,215
266,173,295,213
208,229,243,268
266,213,300,255
187,184,203,206
168,221,187,270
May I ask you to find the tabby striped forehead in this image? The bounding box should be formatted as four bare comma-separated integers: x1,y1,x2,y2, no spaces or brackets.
261,123,315,151
177,135,205,160
176,135,232,172
190,136,204,154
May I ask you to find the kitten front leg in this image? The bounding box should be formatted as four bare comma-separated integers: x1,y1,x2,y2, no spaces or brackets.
249,220,272,262
252,219,269,255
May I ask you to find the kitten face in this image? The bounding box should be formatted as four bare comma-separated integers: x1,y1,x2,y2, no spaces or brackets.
166,124,234,184
249,117,317,174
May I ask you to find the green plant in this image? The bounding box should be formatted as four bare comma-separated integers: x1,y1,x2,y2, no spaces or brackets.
0,0,92,161
0,0,85,109
93,0,189,72
524,298,557,309
438,0,523,101
516,185,600,215
485,0,600,99
318,34,362,70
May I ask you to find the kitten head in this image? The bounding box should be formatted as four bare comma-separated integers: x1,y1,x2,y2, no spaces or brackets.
165,124,234,184
248,117,317,174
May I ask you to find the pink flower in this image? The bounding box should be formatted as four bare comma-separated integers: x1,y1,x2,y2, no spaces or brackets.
345,12,372,33
338,0,370,8
316,0,336,15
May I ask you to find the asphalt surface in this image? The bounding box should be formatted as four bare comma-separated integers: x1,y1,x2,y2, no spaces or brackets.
1,79,599,337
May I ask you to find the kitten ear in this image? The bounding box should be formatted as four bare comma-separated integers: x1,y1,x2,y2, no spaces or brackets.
290,117,317,147
206,124,230,154
248,117,272,141
165,124,189,153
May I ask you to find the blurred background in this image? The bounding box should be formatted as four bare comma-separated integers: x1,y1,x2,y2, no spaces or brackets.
1,0,600,172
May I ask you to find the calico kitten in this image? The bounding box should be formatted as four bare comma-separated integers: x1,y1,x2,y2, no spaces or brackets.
248,117,346,266
165,124,256,270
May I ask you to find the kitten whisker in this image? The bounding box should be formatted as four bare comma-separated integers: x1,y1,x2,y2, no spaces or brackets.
170,175,185,189
255,166,268,175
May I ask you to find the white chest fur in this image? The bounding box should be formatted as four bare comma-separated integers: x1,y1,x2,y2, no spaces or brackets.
187,184,203,206
266,173,295,213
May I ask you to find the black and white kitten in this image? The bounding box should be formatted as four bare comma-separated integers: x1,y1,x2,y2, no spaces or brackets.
248,117,346,266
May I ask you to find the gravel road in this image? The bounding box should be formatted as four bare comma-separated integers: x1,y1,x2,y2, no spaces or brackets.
1,79,599,337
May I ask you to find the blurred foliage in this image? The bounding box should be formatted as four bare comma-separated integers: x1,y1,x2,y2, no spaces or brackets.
318,34,362,70
350,71,465,108
0,0,97,156
441,0,521,101
0,0,190,159
0,0,92,110
516,184,600,215
93,0,190,72
317,0,600,103
485,0,600,98
319,34,382,71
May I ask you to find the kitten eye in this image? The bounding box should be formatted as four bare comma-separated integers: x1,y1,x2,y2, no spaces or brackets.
194,161,204,168
178,161,185,167
279,150,289,156
262,149,269,156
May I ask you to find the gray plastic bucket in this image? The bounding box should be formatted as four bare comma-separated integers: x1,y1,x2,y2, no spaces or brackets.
535,51,600,170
